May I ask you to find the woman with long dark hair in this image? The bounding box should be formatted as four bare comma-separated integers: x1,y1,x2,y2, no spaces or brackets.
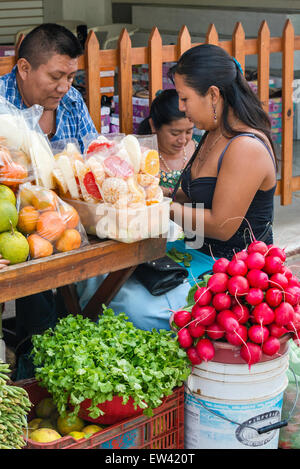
168,44,277,260
138,89,195,196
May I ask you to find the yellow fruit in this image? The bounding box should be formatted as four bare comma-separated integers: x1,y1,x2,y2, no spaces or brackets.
30,428,61,443
57,413,85,436
35,397,57,419
69,431,86,440
28,418,43,432
0,184,16,205
38,418,57,430
82,424,103,436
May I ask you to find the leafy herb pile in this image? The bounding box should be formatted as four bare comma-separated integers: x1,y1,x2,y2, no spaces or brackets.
31,307,191,420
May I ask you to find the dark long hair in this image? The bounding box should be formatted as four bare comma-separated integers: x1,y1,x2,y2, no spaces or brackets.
168,44,276,162
137,88,186,135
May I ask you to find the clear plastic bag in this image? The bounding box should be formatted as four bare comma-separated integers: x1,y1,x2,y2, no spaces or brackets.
0,85,55,189
17,182,89,260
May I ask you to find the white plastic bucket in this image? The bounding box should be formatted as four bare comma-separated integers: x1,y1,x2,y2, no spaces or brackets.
184,350,290,449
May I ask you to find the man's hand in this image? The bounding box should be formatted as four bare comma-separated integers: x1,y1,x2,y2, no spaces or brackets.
0,255,9,269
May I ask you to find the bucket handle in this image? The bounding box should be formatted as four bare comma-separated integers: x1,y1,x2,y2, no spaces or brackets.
186,366,299,435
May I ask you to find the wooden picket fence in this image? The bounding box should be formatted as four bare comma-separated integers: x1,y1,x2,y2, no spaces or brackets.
1,19,299,205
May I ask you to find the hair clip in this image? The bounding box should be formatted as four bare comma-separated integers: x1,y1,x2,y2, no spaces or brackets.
232,57,243,76
155,89,164,97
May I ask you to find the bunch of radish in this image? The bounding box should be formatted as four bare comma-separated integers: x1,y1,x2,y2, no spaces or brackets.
172,240,300,368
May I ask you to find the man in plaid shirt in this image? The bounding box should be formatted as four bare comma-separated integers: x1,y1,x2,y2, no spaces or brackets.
0,23,98,379
0,24,97,152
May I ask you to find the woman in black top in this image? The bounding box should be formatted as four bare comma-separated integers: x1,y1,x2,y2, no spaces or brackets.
168,44,277,261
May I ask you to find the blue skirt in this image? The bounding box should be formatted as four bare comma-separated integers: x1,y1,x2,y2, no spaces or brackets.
76,239,215,331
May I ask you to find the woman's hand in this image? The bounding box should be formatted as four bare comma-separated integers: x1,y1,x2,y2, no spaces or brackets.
0,256,9,270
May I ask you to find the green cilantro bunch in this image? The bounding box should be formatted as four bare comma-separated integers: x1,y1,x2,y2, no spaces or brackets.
31,307,191,419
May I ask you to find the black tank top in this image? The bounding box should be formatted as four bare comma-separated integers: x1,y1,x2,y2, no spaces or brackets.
181,132,277,260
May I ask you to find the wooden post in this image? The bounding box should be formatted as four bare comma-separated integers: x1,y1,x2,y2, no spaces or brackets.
85,31,101,132
206,24,219,46
177,26,191,59
281,19,294,205
258,21,270,114
149,27,163,104
232,22,245,73
118,29,133,134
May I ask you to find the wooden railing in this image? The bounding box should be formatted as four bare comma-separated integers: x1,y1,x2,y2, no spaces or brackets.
3,20,300,205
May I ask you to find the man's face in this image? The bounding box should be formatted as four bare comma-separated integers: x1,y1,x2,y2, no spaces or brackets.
17,53,78,110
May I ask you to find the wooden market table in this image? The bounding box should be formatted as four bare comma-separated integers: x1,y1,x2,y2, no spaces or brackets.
1,236,167,342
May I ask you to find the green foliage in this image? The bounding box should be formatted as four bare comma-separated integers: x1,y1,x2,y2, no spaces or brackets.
31,307,191,420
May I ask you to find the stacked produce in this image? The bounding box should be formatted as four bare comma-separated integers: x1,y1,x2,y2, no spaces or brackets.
16,182,88,259
52,135,162,207
0,360,31,449
171,240,300,367
31,307,190,421
26,395,104,444
0,184,29,264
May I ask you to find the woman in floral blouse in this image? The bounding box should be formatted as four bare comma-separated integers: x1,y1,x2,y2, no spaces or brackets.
138,89,196,196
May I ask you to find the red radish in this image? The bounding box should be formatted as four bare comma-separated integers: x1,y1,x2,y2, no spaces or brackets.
227,275,249,296
284,286,300,306
246,252,265,270
196,338,215,362
247,240,268,255
207,273,229,293
226,324,248,346
253,302,275,325
281,265,293,279
286,312,300,332
177,328,193,348
186,346,202,365
213,258,230,273
217,310,239,332
248,324,269,344
227,259,248,277
288,275,300,288
269,273,288,290
262,336,281,356
247,269,269,290
192,305,216,326
193,287,212,306
246,288,264,306
212,292,231,311
173,310,191,328
265,287,283,308
233,250,248,261
274,302,295,326
240,342,262,367
268,323,288,338
188,320,206,338
263,255,283,275
232,304,250,324
206,322,225,340
267,245,286,262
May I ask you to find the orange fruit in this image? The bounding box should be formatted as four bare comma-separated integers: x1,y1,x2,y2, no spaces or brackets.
17,206,39,234
36,211,67,242
19,186,34,206
55,229,81,252
31,189,59,211
140,150,160,176
59,204,80,229
28,234,53,259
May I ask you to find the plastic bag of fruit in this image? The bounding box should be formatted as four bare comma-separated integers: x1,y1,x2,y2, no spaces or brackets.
0,86,55,189
0,140,34,192
16,182,89,259
84,133,162,207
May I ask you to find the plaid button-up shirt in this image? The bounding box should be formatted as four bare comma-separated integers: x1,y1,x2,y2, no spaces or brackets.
0,66,97,153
